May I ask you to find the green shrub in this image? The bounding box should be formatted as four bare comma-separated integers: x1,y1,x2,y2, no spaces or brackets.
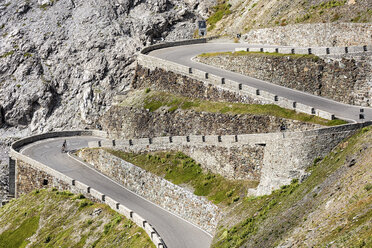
364,183,372,191
207,0,232,31
79,199,93,209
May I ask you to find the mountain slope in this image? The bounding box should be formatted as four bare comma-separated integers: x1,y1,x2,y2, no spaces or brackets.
207,0,372,35
0,189,154,248
212,125,372,247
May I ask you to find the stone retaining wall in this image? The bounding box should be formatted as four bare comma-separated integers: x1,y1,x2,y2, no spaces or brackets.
242,23,372,47
78,148,221,233
195,54,372,107
138,50,336,120
90,122,371,196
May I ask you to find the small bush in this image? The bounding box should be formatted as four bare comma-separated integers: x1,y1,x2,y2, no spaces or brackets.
103,223,112,235
79,199,93,209
364,183,372,191
145,88,151,94
45,235,51,243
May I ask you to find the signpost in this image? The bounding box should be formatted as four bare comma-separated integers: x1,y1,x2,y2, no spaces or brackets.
198,20,207,36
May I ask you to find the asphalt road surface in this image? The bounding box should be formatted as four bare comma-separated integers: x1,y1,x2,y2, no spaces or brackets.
149,42,372,122
21,136,212,248
17,41,371,248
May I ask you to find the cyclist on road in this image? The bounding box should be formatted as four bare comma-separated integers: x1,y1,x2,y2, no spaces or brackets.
61,140,67,153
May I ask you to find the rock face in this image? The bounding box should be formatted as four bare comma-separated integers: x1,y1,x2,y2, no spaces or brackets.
241,23,372,47
0,0,214,134
0,0,214,201
195,53,372,107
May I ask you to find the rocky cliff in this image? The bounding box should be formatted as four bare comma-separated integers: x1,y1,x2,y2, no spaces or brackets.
0,0,215,200
0,0,213,135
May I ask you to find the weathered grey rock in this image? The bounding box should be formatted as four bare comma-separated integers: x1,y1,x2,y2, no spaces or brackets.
0,0,214,201
0,0,213,133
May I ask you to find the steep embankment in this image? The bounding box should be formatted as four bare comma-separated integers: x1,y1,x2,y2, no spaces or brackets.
206,0,372,35
0,189,154,248
211,126,372,248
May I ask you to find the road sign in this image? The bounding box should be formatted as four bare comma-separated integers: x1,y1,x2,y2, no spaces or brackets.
198,20,207,36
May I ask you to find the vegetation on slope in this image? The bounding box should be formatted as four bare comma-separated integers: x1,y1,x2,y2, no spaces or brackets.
0,189,154,248
206,0,372,34
138,90,346,126
105,150,257,205
207,0,232,31
198,51,320,61
211,126,372,247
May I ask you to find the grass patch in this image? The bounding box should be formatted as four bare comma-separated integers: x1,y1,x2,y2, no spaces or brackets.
0,189,155,248
143,91,347,126
105,150,257,205
207,0,231,31
212,126,372,247
198,51,320,61
1,50,14,58
0,215,40,248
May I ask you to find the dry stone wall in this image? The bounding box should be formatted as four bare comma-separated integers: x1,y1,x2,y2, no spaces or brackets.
242,23,372,47
16,160,70,196
78,148,221,233
131,66,260,105
90,122,370,196
195,54,372,107
101,105,320,140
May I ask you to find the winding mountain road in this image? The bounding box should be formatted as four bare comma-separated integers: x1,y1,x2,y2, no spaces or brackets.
15,40,371,248
20,136,212,248
149,42,372,122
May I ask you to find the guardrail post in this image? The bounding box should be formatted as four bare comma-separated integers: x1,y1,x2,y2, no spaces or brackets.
291,48,295,54
293,102,297,109
363,45,367,52
326,48,330,54
112,140,116,146
275,48,279,53
221,78,225,84
238,84,242,90
260,48,263,52
256,89,260,95
345,47,348,53
308,48,312,54
311,108,316,115
205,73,209,79
274,95,278,101
188,68,192,74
